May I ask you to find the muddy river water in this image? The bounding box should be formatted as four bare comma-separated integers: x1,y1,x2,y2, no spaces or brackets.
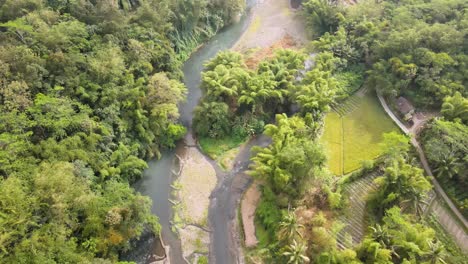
127,1,262,263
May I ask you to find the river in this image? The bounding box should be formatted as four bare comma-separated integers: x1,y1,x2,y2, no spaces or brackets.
127,2,257,263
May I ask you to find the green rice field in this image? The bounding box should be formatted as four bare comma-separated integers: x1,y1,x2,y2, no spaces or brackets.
321,92,400,175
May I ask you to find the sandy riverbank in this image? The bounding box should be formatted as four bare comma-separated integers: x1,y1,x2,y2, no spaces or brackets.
234,0,307,51
172,146,217,262
240,182,262,247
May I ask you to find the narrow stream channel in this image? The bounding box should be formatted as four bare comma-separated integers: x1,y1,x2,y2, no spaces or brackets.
128,2,257,263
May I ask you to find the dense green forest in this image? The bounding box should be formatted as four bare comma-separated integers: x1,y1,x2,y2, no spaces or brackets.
422,120,468,217
0,0,243,262
1,0,467,263
305,0,467,107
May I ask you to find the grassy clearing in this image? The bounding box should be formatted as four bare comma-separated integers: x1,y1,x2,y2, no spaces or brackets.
322,92,399,175
342,92,399,172
217,147,241,171
321,112,343,175
199,136,246,160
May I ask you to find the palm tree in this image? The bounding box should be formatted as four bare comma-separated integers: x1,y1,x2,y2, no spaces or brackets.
294,69,337,114
425,240,447,264
278,211,304,242
441,92,468,123
238,71,280,114
434,154,461,179
204,50,245,71
370,224,391,248
401,187,429,218
282,240,310,264
201,64,249,107
370,224,400,260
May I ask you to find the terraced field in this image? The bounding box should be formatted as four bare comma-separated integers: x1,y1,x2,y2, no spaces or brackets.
336,173,379,249
332,95,363,116
321,91,399,175
335,176,449,251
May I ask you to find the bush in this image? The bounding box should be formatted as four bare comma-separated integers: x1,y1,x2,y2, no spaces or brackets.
311,212,327,227
231,114,266,138
197,255,208,264
256,186,283,234
324,186,343,209
193,102,231,138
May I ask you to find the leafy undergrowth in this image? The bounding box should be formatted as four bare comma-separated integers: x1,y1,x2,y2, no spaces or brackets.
426,216,468,264
243,217,271,264
198,135,246,160
255,217,271,248
322,92,400,175
438,177,468,219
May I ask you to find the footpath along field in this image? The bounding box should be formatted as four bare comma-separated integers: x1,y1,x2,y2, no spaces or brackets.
321,91,400,175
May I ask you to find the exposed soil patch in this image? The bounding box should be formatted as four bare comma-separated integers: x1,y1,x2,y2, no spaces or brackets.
234,0,307,52
244,35,299,69
241,181,262,247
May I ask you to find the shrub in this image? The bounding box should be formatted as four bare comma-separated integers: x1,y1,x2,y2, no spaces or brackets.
256,186,283,234
311,212,327,227
193,102,231,138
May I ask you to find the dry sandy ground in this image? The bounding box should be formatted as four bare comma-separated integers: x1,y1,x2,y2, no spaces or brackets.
178,225,210,260
173,146,216,261
177,147,216,225
240,181,262,247
234,0,307,51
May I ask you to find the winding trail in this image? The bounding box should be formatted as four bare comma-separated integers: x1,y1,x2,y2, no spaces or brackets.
376,92,468,252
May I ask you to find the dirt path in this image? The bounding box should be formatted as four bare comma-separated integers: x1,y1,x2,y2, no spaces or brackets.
409,112,437,135
376,92,409,134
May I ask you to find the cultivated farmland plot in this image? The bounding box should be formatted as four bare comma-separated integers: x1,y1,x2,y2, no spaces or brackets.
336,173,379,249
321,91,399,175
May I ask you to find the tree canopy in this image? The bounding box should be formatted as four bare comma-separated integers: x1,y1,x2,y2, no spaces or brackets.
0,0,243,262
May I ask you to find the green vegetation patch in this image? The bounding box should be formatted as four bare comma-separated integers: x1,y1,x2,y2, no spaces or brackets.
321,112,343,175
322,93,400,175
421,120,468,218
254,217,271,247
199,135,246,160
426,216,468,264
